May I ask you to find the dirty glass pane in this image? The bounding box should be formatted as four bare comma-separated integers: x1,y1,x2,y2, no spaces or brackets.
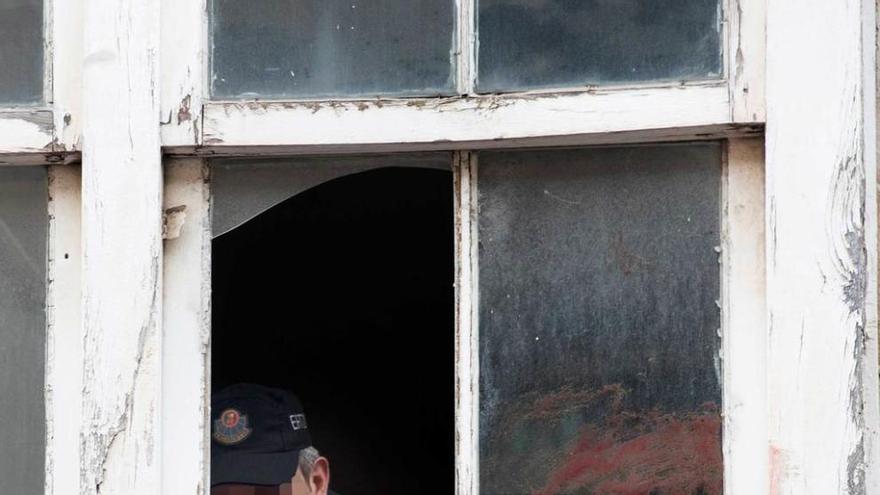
477,0,722,92
478,144,722,494
0,167,47,492
211,0,455,99
0,0,43,104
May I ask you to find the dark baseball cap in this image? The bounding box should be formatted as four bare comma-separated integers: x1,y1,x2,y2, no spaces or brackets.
211,383,313,487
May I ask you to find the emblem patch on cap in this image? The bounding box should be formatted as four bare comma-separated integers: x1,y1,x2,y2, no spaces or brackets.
289,413,308,431
213,408,252,445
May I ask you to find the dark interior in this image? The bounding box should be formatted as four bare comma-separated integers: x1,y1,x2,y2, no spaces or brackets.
212,167,455,495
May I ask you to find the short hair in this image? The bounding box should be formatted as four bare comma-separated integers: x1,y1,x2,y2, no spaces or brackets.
298,446,321,480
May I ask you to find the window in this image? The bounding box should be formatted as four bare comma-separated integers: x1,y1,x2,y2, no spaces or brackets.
477,144,722,494
0,166,47,493
210,155,456,494
477,0,723,92
0,0,43,104
210,0,456,99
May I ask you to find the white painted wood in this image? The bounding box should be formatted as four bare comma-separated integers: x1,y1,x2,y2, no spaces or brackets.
721,138,767,494
728,0,766,122
50,0,84,150
455,0,476,95
162,159,211,495
454,151,479,495
80,0,163,491
0,111,54,154
201,83,734,150
45,165,82,495
159,0,206,147
765,0,880,490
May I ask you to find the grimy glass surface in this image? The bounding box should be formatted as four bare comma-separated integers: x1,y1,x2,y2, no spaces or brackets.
478,144,722,494
211,0,455,99
0,0,43,103
0,167,47,492
477,0,722,92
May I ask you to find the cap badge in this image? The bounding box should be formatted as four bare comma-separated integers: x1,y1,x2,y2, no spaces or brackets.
290,413,308,431
213,408,252,445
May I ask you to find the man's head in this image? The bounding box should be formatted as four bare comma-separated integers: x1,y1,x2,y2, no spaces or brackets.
211,383,330,495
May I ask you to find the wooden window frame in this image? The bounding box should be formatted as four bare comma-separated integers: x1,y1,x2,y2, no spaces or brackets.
0,0,876,493
159,0,765,155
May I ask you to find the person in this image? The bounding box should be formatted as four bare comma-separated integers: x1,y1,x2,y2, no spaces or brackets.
211,383,333,495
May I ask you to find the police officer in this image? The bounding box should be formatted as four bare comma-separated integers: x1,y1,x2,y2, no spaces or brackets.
211,383,332,495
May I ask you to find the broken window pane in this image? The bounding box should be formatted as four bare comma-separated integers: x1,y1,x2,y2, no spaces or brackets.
477,0,722,92
0,0,43,103
0,167,47,492
211,0,455,99
478,144,722,494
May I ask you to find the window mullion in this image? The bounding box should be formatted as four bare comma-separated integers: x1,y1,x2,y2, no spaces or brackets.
454,150,479,495
456,0,477,95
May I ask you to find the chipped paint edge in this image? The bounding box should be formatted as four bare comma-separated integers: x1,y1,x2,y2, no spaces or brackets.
162,158,212,495
721,137,768,494
454,151,479,495
45,165,83,495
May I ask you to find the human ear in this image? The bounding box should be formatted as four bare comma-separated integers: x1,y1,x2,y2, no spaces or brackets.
307,457,330,495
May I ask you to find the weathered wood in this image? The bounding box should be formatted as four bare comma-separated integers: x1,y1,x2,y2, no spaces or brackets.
45,165,83,495
50,0,84,150
765,0,879,491
0,111,54,154
159,0,205,147
80,0,163,491
162,159,211,495
202,84,733,149
722,138,767,494
728,0,765,122
454,151,479,495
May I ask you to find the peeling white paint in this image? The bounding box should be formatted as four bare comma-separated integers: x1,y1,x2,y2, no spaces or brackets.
162,159,211,495
202,84,734,150
45,165,83,495
80,0,163,491
721,138,767,494
765,0,879,491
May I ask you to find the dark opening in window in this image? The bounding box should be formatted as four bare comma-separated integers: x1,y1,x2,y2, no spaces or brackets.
212,166,455,495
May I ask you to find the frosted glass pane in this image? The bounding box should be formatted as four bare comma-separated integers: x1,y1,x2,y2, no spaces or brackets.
0,167,47,493
478,144,722,494
477,0,722,92
211,0,455,99
0,0,43,104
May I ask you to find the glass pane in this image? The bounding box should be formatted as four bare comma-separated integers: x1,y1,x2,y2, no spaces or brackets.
0,167,47,492
211,153,450,236
478,144,722,494
477,0,722,92
211,0,455,99
0,0,43,104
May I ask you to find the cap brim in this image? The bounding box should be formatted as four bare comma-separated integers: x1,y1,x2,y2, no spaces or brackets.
211,449,300,487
